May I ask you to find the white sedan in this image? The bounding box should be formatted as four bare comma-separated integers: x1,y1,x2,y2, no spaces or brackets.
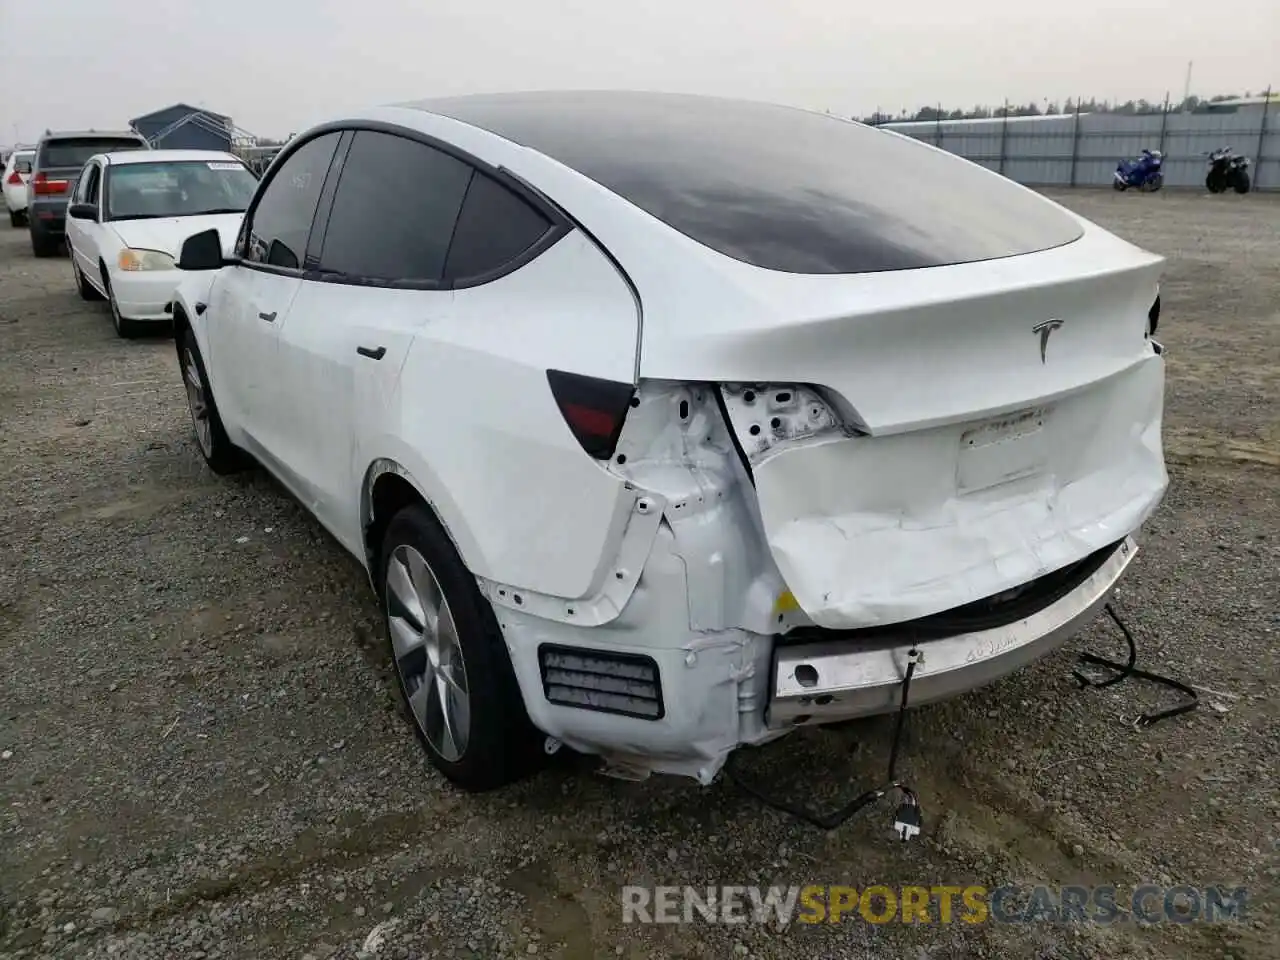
64,149,257,337
168,92,1168,792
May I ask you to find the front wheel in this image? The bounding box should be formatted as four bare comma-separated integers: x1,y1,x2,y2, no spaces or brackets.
102,273,140,339
1148,173,1164,192
1233,171,1251,194
179,327,247,474
1206,171,1226,193
380,503,544,792
70,252,104,301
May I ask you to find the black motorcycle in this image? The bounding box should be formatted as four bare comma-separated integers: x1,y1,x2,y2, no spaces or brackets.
1206,147,1251,194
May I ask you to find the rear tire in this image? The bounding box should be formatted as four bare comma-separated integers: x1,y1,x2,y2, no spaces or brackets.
178,326,247,474
1112,180,1126,191
1233,171,1251,194
9,209,22,228
30,229,59,257
379,502,544,792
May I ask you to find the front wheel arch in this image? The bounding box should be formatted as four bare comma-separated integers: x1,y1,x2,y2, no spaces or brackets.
171,304,191,362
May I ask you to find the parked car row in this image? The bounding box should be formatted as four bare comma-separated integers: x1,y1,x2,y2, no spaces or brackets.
5,125,261,337
65,149,258,336
157,92,1170,800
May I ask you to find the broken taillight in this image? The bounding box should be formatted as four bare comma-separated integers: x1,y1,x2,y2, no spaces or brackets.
5,171,22,185
31,172,68,195
1147,294,1161,337
546,369,634,460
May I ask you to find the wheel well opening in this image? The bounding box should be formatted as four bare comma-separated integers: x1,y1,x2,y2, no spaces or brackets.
366,472,425,588
171,304,190,349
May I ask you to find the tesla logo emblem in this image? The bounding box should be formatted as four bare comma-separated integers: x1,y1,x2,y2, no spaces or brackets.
1032,318,1065,363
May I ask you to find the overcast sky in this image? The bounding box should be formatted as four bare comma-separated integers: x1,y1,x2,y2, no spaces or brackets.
2,0,1276,144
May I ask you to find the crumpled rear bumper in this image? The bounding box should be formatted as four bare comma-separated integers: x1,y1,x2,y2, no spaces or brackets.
769,536,1137,726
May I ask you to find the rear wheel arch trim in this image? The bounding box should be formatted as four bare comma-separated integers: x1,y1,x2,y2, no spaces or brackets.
361,459,476,592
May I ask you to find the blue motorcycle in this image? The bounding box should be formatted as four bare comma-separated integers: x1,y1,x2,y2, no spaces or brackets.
1114,149,1164,192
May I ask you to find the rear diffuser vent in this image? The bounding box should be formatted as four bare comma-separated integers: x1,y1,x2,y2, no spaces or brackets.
538,644,664,720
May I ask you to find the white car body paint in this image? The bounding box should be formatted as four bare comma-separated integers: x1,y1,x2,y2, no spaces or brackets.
3,149,34,215
175,97,1169,784
65,149,250,322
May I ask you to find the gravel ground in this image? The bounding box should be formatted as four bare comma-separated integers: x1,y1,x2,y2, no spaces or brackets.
1,189,1277,960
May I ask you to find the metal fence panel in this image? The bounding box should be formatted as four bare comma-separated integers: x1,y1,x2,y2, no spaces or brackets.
881,105,1276,190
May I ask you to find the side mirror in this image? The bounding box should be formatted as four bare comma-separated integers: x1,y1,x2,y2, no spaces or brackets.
178,228,225,271
68,202,97,221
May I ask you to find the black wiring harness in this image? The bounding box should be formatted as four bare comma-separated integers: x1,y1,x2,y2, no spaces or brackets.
723,648,923,838
1073,602,1199,725
724,600,1198,836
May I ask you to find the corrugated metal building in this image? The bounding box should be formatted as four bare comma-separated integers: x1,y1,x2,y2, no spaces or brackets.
129,104,233,152
879,105,1279,190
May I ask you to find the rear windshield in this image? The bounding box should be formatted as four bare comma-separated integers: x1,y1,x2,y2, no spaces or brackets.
417,92,1085,275
38,138,146,169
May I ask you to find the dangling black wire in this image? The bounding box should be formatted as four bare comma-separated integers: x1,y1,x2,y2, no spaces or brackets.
1073,602,1199,726
723,650,920,831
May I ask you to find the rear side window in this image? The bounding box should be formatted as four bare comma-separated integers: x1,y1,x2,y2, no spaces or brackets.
38,138,145,169
318,131,471,283
444,172,553,283
246,132,341,270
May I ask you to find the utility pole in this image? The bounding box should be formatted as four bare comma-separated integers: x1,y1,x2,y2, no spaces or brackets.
1158,91,1171,155
1183,61,1193,109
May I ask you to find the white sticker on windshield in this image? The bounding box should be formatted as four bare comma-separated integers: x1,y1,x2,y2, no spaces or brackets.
206,162,243,171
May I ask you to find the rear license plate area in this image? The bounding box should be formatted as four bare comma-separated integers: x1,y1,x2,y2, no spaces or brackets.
956,407,1049,494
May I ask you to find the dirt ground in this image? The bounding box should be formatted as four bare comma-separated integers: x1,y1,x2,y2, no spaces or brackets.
0,189,1277,960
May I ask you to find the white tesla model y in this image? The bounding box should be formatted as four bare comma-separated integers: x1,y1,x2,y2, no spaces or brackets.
168,92,1168,791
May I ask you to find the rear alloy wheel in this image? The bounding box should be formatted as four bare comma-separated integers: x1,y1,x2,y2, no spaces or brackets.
179,327,245,474
380,503,544,791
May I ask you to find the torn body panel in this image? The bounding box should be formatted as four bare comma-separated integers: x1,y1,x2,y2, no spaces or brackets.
487,377,1157,783
496,381,788,781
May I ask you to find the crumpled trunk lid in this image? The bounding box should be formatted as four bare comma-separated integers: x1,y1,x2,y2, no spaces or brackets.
744,356,1165,628
639,221,1168,629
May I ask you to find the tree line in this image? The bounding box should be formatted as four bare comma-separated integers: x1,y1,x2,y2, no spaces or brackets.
861,93,1261,125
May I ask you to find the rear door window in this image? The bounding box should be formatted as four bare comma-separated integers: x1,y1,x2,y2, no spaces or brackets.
15,156,33,175
244,132,341,270
38,138,146,169
317,131,472,284
443,171,553,284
